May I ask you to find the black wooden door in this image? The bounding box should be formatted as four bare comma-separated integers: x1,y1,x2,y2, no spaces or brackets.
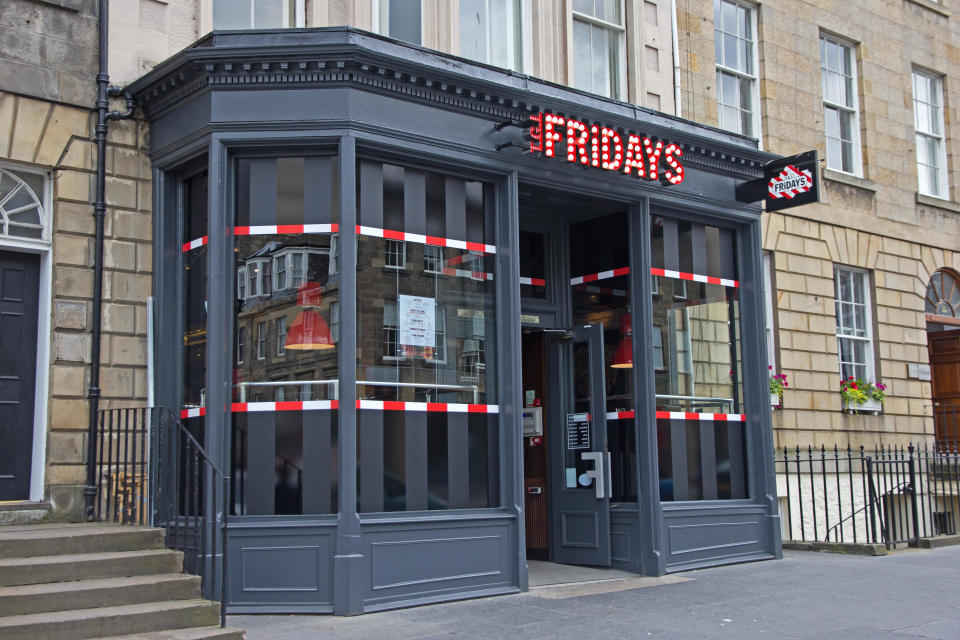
0,250,40,500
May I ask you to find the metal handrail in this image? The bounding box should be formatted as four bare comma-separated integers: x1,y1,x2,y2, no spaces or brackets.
238,379,339,402
357,380,479,403
655,394,734,409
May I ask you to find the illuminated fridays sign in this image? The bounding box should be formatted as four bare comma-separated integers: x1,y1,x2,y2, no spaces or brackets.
527,112,685,185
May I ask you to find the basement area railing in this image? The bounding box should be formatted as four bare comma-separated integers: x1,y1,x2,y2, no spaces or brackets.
93,407,229,627
776,443,960,549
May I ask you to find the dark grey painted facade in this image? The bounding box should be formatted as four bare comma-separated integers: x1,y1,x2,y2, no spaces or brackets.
130,27,782,615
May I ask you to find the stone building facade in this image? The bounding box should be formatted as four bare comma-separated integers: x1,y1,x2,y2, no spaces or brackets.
675,0,960,449
0,0,151,519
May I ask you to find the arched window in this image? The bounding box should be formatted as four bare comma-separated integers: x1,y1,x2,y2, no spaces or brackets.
925,269,960,329
0,167,46,241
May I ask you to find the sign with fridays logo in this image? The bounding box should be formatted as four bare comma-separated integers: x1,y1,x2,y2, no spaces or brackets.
735,150,820,212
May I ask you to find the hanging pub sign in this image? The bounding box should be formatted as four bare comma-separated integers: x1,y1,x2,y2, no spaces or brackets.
527,112,685,186
735,150,820,212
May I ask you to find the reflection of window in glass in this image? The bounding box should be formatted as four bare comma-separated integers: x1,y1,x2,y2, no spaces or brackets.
257,321,267,360
674,279,687,300
248,263,259,297
330,300,340,343
237,326,246,364
237,266,246,299
262,260,272,296
275,379,285,402
423,245,443,273
383,301,401,360
762,251,776,369
834,267,874,382
291,252,304,287
375,0,422,45
212,0,304,29
385,239,406,269
460,0,522,71
913,69,948,198
277,315,287,356
820,35,861,175
429,307,447,363
275,255,287,290
652,274,659,296
714,0,758,137
572,0,625,99
652,326,665,370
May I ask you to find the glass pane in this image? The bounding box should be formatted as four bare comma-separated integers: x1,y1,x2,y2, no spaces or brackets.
572,20,593,92
213,0,249,28
253,0,284,28
569,212,635,502
459,0,487,63
592,23,611,98
230,156,340,516
356,161,498,512
519,230,547,299
386,0,422,44
724,33,738,70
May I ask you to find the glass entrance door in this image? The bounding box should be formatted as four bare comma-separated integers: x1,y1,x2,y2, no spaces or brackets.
546,324,612,567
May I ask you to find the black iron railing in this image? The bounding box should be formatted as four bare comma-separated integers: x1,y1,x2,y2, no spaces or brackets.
777,443,959,549
94,407,229,626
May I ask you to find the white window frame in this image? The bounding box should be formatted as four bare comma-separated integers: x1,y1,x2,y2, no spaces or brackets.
257,321,267,360
834,266,876,384
209,0,305,30
423,244,444,274
277,315,287,356
385,239,406,270
570,0,627,101
713,0,761,140
237,326,246,364
274,254,288,291
459,0,523,72
382,300,404,361
820,34,862,176
237,266,247,299
426,306,447,365
762,251,776,371
372,0,423,45
912,68,949,199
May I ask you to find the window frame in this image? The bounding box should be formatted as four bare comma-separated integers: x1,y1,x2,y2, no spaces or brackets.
277,315,287,356
713,0,761,140
912,68,950,199
762,251,777,371
256,320,268,360
570,0,627,101
237,325,246,365
820,34,863,176
833,266,876,383
384,239,407,270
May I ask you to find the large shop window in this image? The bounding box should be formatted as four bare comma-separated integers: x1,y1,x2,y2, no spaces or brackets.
651,216,747,501
182,172,208,448
569,212,636,502
229,156,340,516
356,160,499,512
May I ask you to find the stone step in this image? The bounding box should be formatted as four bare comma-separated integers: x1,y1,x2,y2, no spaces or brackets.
0,523,165,559
0,599,222,640
99,626,246,640
0,572,200,617
0,549,183,587
0,502,51,526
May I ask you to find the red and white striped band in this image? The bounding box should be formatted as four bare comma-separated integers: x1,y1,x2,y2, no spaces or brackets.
232,400,338,413
182,236,208,253
181,224,340,253
520,276,546,286
181,407,206,419
651,267,738,288
235,223,339,236
358,400,499,414
356,225,496,255
569,266,630,285
606,411,745,421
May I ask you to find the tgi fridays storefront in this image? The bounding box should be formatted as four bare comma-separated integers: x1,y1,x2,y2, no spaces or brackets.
130,28,781,614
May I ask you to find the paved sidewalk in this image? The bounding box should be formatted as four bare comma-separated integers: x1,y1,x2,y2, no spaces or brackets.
231,546,960,639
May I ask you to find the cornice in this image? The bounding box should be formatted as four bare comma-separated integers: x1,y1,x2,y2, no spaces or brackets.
129,29,771,179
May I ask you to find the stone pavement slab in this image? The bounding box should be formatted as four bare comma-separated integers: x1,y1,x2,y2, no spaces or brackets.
231,546,960,639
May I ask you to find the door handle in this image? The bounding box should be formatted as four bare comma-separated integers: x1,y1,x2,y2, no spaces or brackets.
581,451,606,499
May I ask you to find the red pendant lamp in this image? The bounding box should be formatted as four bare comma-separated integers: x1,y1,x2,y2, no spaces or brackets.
610,313,633,369
285,282,335,350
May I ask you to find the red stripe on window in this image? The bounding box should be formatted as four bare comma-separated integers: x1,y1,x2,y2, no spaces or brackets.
426,403,448,412
275,224,302,234
234,226,250,236
382,229,405,241
275,401,303,411
467,404,487,413
465,241,486,253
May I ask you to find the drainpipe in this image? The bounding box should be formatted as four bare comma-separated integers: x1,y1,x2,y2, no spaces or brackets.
85,0,135,521
670,0,682,117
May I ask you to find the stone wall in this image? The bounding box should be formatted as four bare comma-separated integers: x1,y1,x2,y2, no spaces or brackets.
0,90,152,519
676,0,960,447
